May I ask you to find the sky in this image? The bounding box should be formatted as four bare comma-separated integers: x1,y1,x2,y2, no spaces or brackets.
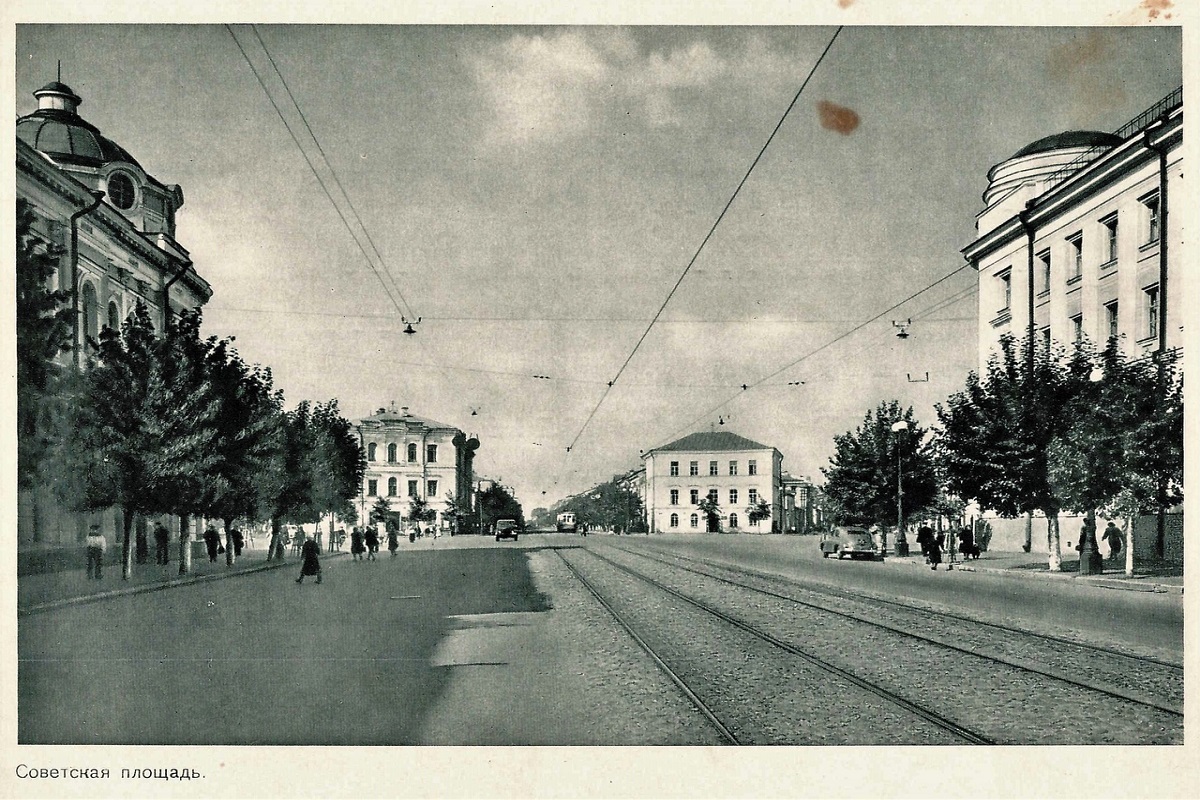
13,19,1184,513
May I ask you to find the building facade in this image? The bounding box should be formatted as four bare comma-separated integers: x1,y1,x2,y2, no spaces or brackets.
964,87,1182,372
356,404,478,532
642,431,783,534
780,474,824,533
17,81,212,549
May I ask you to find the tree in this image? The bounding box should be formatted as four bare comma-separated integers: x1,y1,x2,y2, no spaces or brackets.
821,401,937,551
696,494,722,532
478,484,523,531
747,498,772,526
407,497,436,532
936,334,1092,571
256,402,312,561
370,496,394,532
307,400,366,547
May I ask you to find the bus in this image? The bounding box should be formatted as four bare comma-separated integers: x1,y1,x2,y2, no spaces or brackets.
556,512,577,533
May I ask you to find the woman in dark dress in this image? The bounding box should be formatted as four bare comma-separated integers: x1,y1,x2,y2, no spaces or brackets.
203,526,220,562
364,527,379,561
296,534,322,584
350,527,366,561
387,527,400,557
927,533,943,571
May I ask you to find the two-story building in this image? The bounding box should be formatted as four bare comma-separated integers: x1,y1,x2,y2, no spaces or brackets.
355,403,478,532
642,431,783,534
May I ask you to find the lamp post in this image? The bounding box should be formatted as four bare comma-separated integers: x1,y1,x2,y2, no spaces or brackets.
1077,368,1107,575
890,421,910,557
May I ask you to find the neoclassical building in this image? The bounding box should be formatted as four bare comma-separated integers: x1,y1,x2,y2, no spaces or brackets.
642,431,783,534
17,80,212,547
355,404,479,532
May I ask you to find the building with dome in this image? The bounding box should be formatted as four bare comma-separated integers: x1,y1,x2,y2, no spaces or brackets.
964,87,1182,373
17,79,212,548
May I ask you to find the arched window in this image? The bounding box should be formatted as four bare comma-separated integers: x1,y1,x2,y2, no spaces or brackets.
407,443,418,463
81,282,98,346
387,477,397,496
387,443,398,463
367,442,377,461
107,172,136,210
690,514,699,529
729,513,739,529
669,513,679,528
107,301,120,331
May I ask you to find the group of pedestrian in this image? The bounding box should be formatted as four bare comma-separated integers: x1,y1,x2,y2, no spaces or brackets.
915,525,943,570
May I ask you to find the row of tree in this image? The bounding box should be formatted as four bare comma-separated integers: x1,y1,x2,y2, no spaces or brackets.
542,477,644,533
821,334,1183,571
17,201,366,579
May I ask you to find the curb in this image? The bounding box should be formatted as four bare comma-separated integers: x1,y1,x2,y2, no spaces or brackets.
18,551,350,616
884,554,1183,595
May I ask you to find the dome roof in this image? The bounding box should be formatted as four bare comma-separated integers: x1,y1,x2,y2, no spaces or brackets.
1011,130,1124,159
16,81,150,175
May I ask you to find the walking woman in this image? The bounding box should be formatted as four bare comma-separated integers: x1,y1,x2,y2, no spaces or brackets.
364,526,380,561
295,533,322,584
927,531,943,571
387,526,400,557
350,526,366,561
203,525,221,563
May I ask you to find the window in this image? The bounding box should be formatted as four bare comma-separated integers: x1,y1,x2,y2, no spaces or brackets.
1101,214,1119,264
107,172,136,210
427,480,438,497
748,460,757,476
999,270,1012,309
729,489,738,505
689,514,699,529
1143,194,1160,244
387,443,398,463
728,460,738,476
1037,250,1051,294
670,513,679,529
729,513,739,529
408,479,419,497
1071,314,1084,346
1105,301,1119,341
107,301,120,330
1145,285,1159,340
748,488,758,504
367,442,377,461
1041,326,1052,353
709,461,718,476
81,282,98,344
669,461,679,477
367,479,378,496
707,489,718,504
689,461,699,477
670,489,679,505
427,444,438,463
1068,234,1083,279
387,477,397,497
690,489,699,505
750,515,760,527
407,443,417,463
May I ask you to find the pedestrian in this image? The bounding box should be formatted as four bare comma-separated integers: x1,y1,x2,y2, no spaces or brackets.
153,521,170,565
364,526,379,561
916,525,934,560
927,532,943,571
387,527,399,557
203,525,220,563
231,528,244,558
85,523,106,579
350,526,366,561
335,528,345,552
295,533,322,584
957,525,979,559
1102,521,1124,561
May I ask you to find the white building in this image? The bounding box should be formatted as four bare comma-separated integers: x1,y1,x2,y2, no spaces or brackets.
355,403,478,531
642,431,783,534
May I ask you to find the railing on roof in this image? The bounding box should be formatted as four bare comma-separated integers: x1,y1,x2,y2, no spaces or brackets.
1040,85,1183,194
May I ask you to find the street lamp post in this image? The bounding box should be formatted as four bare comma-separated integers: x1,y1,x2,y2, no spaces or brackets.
1077,368,1107,575
891,421,910,557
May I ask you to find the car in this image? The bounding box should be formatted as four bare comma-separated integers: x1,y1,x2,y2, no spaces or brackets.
495,520,520,541
819,526,877,560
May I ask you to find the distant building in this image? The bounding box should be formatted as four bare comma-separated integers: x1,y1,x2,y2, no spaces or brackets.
641,431,783,534
17,80,212,549
781,474,824,533
964,87,1182,372
355,403,478,531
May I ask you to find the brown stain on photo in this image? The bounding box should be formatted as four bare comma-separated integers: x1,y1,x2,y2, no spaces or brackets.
1141,0,1173,20
1046,30,1127,125
817,100,859,135
837,0,856,8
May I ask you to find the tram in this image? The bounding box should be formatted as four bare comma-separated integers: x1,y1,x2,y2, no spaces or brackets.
556,512,577,533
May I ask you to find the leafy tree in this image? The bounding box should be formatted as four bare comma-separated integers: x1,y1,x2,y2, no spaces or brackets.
307,400,366,545
256,402,312,560
821,400,937,552
747,498,772,526
370,496,395,532
696,494,722,532
479,483,524,531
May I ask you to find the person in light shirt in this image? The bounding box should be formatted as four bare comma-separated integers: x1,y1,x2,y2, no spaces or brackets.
85,524,106,580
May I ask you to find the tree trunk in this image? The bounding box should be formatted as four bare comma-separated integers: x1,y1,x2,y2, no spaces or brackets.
121,506,134,580
135,514,149,564
1023,512,1032,553
224,518,235,566
1046,512,1062,572
179,513,193,575
1124,515,1134,578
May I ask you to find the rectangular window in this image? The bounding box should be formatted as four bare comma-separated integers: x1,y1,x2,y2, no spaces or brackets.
729,489,738,505
709,460,718,477
707,489,719,504
1101,214,1119,264
999,270,1012,309
367,479,378,497
407,443,417,463
1071,314,1084,346
1105,301,1119,341
426,444,438,463
427,479,438,498
690,514,698,529
748,460,757,476
1068,233,1083,278
690,489,699,505
1041,326,1052,353
408,480,419,498
388,478,398,497
1144,194,1160,244
689,461,699,477
728,460,738,476
669,461,679,477
670,489,679,505
1145,285,1159,340
1037,250,1051,294
748,488,758,504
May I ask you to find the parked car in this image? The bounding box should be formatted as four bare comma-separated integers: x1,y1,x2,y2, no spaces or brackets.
495,520,520,541
819,526,876,560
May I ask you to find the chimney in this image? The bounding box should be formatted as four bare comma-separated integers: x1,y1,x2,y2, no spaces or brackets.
388,400,397,413
401,406,410,416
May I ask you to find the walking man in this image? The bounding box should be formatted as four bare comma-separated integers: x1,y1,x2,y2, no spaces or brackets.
296,533,322,584
1102,521,1124,562
364,526,379,561
153,521,170,565
203,525,220,563
85,523,106,579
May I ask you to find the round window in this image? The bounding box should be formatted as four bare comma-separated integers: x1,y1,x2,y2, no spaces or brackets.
107,173,136,210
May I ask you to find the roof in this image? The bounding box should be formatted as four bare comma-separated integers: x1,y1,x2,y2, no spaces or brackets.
1010,130,1123,159
648,431,773,455
357,408,460,431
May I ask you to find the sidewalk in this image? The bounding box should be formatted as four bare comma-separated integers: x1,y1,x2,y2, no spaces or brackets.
884,548,1183,594
17,545,347,615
